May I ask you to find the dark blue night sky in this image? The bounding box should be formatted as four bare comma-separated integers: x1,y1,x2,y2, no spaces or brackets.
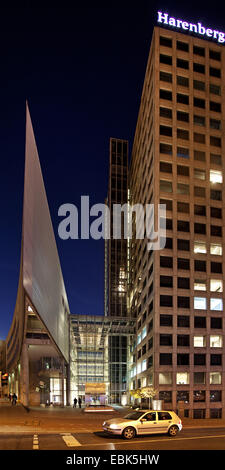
0,1,225,339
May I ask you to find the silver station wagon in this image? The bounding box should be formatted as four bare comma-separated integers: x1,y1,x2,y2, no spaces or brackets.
103,410,182,439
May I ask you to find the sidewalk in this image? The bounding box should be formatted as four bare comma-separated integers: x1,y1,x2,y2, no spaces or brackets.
0,402,118,433
1,402,225,433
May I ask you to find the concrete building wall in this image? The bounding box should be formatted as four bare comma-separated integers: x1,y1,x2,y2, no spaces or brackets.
129,26,225,418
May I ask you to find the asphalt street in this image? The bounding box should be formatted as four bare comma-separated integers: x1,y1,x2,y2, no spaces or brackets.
0,427,225,450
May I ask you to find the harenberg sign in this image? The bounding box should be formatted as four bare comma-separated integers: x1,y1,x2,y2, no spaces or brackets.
157,11,225,44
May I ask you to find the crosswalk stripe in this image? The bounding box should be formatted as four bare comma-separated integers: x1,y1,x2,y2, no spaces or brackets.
61,433,81,447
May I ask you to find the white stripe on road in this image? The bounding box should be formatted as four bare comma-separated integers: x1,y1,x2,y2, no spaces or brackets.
61,433,82,447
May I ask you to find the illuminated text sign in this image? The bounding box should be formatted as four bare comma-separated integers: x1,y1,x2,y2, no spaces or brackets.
157,11,225,44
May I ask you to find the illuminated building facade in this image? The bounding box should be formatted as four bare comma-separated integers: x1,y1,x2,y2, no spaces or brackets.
69,315,134,405
5,104,70,406
128,25,225,418
104,138,136,403
105,138,129,318
4,108,134,407
0,340,6,398
3,18,225,414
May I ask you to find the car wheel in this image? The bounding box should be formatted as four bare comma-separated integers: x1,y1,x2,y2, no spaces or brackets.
122,426,136,439
168,425,178,437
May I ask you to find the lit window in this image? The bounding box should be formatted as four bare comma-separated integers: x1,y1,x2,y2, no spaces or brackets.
194,280,206,291
210,243,222,256
142,359,147,372
137,333,142,345
137,362,142,374
210,279,223,292
210,372,221,384
210,298,223,311
194,297,207,310
194,241,207,254
142,377,147,387
176,372,189,384
142,326,147,341
210,335,222,348
194,336,206,347
210,170,223,184
159,373,172,385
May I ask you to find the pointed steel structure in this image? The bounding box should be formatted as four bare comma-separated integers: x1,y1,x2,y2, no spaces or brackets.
6,104,70,406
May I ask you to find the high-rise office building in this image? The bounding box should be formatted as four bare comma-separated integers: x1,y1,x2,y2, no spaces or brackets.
105,138,129,318
128,24,225,418
105,138,135,403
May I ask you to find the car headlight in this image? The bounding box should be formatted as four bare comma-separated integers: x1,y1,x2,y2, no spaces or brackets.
109,424,119,429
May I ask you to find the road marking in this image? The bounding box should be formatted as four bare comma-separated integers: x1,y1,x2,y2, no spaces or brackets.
61,433,81,447
78,433,225,448
33,434,39,450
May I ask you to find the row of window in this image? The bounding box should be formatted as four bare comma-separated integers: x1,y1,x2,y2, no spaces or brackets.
160,276,222,292
160,126,222,148
160,144,221,164
158,334,222,348
137,334,223,358
160,89,221,112
160,54,221,78
161,200,222,220
163,239,222,255
161,164,223,183
159,353,222,366
160,36,221,61
138,314,223,335
132,353,223,374
162,218,223,234
159,371,222,386
159,296,223,311
160,108,222,130
160,315,222,329
161,220,223,236
160,182,223,201
164,220,222,235
160,71,221,95
160,389,222,403
160,257,222,273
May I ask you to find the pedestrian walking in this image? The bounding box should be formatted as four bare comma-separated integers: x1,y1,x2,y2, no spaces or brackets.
12,393,17,405
78,397,82,408
73,397,77,408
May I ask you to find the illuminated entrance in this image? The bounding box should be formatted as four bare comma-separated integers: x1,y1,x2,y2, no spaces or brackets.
85,383,107,406
70,314,135,405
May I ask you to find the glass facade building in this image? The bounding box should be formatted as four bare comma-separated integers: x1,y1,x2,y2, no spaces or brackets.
70,315,135,405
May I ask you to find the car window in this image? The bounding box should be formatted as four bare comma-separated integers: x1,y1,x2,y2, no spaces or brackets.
124,412,144,420
144,412,156,421
157,412,172,420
